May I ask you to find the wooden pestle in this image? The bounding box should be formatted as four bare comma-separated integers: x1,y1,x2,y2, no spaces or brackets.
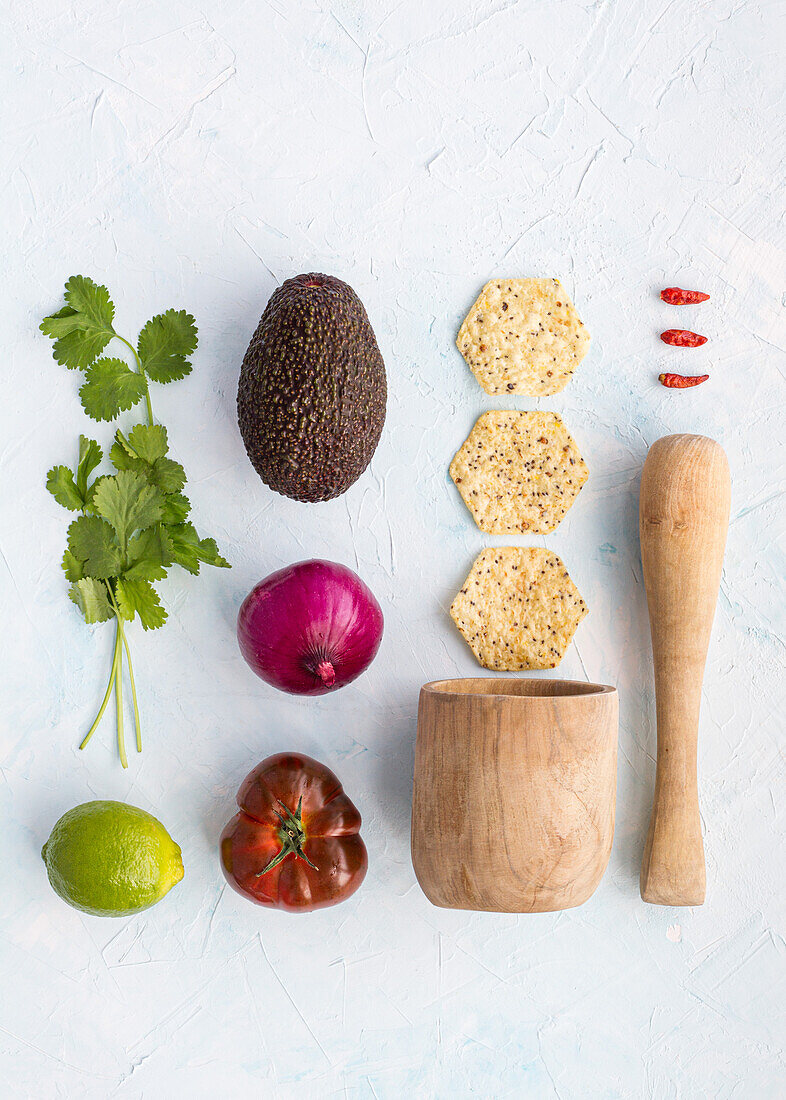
639,434,730,906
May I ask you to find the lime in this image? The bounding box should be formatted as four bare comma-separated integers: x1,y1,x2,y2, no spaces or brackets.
41,800,184,917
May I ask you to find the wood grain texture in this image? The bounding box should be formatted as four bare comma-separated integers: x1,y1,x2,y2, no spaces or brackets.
639,434,731,906
411,679,618,913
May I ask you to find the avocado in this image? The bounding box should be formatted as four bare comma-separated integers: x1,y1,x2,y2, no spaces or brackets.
237,274,387,502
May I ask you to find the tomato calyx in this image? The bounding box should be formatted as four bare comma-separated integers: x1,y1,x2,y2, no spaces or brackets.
256,796,319,877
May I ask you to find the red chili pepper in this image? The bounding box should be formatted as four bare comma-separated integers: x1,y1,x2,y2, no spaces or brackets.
660,329,707,347
661,287,710,305
658,372,709,389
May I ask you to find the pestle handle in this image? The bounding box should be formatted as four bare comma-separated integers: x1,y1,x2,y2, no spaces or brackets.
639,434,730,906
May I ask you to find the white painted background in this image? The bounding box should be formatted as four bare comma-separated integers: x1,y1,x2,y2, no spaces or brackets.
2,0,785,1096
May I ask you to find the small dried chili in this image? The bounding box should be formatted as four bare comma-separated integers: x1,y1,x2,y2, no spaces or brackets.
661,287,710,305
658,372,709,389
660,329,707,347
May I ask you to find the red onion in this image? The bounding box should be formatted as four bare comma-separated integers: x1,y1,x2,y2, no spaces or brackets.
237,560,384,696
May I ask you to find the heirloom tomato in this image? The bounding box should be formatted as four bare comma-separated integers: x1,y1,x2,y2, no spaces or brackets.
220,753,367,913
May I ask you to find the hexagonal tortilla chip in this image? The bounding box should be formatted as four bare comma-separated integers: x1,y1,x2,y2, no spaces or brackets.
450,410,588,535
450,548,588,670
456,277,590,396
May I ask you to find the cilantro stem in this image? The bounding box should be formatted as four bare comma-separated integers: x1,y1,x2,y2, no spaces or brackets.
118,618,141,753
106,585,141,756
80,621,121,751
115,634,127,769
115,334,154,426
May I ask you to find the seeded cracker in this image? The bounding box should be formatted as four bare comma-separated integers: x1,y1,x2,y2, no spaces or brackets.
450,548,588,671
450,410,588,534
456,278,590,396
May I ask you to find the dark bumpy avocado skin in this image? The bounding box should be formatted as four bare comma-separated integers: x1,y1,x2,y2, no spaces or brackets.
237,274,387,502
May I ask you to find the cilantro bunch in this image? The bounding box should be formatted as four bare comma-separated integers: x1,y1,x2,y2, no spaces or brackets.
42,277,229,767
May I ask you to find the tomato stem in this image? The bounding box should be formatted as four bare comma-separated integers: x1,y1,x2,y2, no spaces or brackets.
256,796,319,876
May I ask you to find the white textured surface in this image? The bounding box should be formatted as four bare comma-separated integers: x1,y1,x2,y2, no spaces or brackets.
2,1,785,1096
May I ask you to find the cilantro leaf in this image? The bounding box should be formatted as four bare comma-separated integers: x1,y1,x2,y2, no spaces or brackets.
110,426,184,492
93,470,163,550
79,358,148,422
39,308,109,371
138,310,197,383
163,523,203,574
166,522,230,574
40,277,115,369
115,578,167,630
192,535,230,569
83,475,108,516
76,436,102,497
69,578,114,624
47,437,103,511
64,275,115,328
124,524,172,581
67,516,122,579
127,424,168,464
111,428,136,460
47,465,84,511
62,549,85,582
147,457,186,493
109,438,144,475
160,492,191,524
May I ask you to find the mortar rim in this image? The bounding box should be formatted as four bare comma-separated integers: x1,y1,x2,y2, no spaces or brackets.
421,677,616,700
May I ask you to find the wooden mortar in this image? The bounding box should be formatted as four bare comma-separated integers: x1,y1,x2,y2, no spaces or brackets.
411,679,618,913
639,433,730,906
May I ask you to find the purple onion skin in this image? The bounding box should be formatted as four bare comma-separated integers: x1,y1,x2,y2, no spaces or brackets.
237,560,384,696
